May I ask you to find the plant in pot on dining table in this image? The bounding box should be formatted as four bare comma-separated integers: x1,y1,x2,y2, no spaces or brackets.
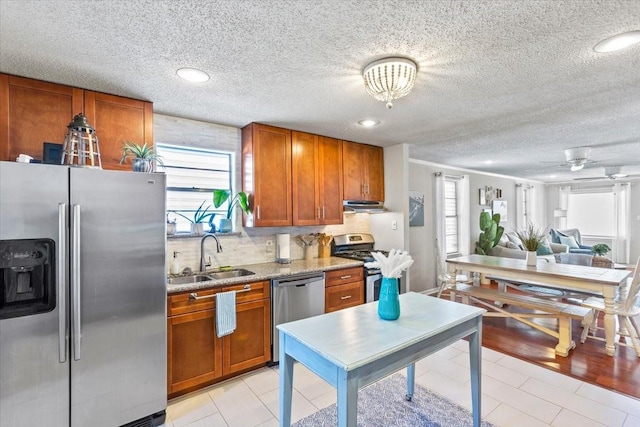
516,222,547,266
365,250,414,320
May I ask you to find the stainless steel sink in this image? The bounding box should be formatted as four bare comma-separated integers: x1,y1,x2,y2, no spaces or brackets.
208,268,255,280
167,269,255,285
167,275,213,285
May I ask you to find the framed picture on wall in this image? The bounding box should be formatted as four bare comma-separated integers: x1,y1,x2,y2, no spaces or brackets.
479,189,487,205
492,200,507,222
409,191,424,227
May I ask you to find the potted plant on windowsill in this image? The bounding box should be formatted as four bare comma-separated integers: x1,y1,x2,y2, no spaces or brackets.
516,222,547,266
212,189,251,232
120,141,164,172
171,201,215,236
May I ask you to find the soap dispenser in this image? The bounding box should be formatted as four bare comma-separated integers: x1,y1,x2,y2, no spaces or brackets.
170,251,181,275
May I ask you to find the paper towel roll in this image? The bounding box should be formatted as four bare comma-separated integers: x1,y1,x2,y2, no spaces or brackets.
276,233,291,264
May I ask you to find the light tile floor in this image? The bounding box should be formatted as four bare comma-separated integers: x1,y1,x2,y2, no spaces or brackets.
162,340,640,427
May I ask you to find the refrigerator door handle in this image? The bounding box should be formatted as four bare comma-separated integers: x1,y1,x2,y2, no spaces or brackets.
72,204,82,361
58,203,67,363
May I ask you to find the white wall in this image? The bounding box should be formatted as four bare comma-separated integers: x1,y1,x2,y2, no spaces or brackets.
408,159,547,292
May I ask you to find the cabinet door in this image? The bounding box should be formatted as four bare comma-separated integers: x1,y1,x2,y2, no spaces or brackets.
292,131,319,225
222,299,271,375
317,136,343,224
0,74,83,162
342,140,364,200
325,281,364,312
167,309,223,397
84,91,153,171
364,144,384,201
242,123,292,227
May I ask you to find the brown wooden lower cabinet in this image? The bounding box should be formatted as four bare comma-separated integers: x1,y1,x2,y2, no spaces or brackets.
325,266,365,313
167,280,271,398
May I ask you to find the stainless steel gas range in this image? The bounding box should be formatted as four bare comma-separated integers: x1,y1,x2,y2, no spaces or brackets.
331,233,405,302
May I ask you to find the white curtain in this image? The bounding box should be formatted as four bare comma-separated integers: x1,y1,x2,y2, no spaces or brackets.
515,184,525,231
612,183,630,264
458,176,470,255
434,172,446,263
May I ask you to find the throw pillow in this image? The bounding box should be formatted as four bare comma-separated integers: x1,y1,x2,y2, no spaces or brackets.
506,232,524,250
505,241,521,250
559,235,580,249
536,238,554,255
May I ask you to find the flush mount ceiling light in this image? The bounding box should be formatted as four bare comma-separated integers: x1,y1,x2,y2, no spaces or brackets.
176,67,210,82
363,57,417,109
357,119,380,127
594,30,640,53
565,147,592,172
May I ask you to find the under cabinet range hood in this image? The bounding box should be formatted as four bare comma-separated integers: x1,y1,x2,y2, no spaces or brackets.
343,200,388,213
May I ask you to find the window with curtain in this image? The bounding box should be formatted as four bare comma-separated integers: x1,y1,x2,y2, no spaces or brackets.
444,178,459,254
156,144,233,233
567,189,614,237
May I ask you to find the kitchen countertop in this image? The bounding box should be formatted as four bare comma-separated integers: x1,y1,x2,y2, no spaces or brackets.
167,257,364,294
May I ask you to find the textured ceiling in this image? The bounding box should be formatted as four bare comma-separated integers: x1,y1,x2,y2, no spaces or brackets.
1,0,639,183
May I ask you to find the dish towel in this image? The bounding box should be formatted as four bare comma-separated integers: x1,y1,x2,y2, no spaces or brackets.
216,290,236,338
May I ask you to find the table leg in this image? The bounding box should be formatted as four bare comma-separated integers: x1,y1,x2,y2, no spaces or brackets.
602,288,617,356
279,332,294,427
469,321,482,427
406,363,415,401
337,371,358,427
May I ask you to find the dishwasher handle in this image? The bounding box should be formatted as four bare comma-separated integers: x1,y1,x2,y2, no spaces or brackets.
272,275,324,287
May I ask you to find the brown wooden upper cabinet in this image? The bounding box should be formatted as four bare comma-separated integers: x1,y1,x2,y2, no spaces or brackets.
0,73,153,170
242,123,292,227
342,141,384,201
292,131,343,225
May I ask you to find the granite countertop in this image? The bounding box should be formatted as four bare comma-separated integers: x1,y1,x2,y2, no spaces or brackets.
167,257,364,294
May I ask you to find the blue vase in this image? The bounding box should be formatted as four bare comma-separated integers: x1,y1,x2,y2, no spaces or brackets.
378,277,400,320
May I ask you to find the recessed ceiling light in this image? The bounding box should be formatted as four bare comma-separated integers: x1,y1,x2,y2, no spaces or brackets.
593,30,640,53
549,174,557,178
176,67,210,82
358,119,380,127
484,160,494,165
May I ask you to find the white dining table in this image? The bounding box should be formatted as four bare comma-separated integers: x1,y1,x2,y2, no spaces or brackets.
277,292,486,427
447,254,631,356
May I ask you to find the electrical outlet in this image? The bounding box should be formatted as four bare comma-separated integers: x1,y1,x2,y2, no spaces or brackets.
266,240,273,253
391,220,397,230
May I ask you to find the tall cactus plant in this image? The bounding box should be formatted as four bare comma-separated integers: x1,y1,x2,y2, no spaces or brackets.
475,211,504,255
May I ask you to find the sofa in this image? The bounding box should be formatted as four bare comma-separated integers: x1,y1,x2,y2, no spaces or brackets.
487,231,568,263
549,228,593,254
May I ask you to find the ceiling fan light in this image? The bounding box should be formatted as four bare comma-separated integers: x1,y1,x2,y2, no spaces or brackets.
570,164,584,172
594,31,640,53
363,57,417,109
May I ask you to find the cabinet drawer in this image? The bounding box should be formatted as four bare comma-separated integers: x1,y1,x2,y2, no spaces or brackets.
325,281,364,313
224,280,270,303
168,288,220,316
325,267,363,287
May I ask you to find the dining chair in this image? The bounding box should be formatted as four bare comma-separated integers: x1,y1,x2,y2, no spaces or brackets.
434,239,472,298
580,257,640,357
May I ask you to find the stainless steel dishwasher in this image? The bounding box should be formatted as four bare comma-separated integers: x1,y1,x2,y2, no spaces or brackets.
271,272,325,363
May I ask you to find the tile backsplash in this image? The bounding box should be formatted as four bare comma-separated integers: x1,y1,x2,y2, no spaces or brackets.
166,213,370,274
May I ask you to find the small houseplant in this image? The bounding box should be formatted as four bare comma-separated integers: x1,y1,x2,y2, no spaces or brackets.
592,243,611,257
212,189,251,232
475,211,504,255
516,222,547,266
120,141,164,172
171,201,215,235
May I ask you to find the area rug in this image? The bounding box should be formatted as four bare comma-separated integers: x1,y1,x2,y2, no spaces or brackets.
293,373,495,427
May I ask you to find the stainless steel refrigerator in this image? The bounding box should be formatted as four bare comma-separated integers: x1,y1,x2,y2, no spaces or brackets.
0,161,167,427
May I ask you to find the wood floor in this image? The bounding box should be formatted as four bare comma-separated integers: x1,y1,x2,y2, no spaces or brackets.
467,300,640,400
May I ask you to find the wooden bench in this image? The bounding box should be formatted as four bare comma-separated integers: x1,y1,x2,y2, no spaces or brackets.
451,284,592,356
488,276,601,302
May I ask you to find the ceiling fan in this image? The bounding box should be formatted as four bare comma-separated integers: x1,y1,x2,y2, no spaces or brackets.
574,166,640,181
563,147,593,171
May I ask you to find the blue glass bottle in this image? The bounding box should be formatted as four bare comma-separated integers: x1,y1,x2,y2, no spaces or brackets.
378,277,400,320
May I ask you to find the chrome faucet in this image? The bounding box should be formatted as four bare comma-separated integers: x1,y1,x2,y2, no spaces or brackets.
200,233,222,272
